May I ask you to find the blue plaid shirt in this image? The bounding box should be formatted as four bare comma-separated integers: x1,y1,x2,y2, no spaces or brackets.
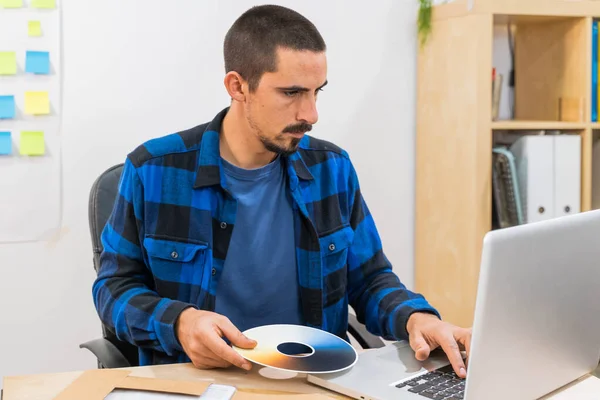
92,107,440,365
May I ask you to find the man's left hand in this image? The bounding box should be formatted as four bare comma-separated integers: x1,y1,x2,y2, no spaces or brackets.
406,312,472,379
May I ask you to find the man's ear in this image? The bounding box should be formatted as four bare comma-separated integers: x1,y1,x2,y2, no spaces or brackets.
224,72,247,102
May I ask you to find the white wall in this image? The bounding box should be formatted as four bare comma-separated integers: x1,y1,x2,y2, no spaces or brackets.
0,0,422,383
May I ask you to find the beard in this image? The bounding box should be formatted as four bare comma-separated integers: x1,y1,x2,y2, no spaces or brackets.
246,107,312,157
259,135,301,157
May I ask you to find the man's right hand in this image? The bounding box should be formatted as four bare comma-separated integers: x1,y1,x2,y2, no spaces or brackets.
176,308,257,370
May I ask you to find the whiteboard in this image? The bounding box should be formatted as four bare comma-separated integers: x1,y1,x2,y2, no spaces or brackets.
0,0,62,243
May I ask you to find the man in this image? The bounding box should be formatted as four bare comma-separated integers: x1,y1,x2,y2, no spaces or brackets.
93,4,471,378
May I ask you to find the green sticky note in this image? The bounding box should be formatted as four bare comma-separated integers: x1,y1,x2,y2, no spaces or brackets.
28,21,42,37
0,52,17,75
20,131,45,156
30,0,54,8
0,0,23,8
25,91,50,115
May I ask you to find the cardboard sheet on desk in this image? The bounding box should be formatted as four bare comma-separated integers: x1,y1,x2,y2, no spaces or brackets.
50,369,334,400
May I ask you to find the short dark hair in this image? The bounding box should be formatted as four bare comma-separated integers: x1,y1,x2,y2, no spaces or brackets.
224,5,326,92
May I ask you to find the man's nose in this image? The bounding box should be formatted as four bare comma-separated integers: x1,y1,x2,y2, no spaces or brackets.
297,96,319,125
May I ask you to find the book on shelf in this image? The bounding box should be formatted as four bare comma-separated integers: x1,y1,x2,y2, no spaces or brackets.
492,68,503,121
593,20,598,122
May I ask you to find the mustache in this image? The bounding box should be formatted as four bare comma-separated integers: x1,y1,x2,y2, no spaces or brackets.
283,123,313,134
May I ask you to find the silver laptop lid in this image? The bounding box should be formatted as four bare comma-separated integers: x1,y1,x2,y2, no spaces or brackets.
465,210,600,400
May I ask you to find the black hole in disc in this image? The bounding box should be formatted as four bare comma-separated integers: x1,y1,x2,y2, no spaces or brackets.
277,342,314,357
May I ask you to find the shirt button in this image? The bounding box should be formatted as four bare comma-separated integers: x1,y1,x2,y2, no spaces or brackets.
211,268,216,276
171,251,178,259
328,243,336,251
220,222,227,229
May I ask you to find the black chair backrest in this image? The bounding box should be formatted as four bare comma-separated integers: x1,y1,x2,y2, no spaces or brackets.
88,163,140,366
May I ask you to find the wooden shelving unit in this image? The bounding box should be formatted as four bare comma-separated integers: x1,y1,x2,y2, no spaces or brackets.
415,0,599,328
490,121,588,130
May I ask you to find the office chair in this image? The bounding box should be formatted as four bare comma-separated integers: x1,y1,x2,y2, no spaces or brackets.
80,163,384,369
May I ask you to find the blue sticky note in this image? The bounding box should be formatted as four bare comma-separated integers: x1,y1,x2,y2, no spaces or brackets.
0,132,11,155
0,95,15,119
25,51,50,74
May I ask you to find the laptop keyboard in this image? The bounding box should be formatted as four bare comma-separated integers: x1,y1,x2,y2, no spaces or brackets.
395,364,465,399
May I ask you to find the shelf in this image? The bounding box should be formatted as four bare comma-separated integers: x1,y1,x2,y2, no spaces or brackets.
491,120,587,130
487,1,600,18
432,0,600,21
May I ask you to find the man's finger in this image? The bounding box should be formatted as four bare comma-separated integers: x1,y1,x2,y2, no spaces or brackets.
456,329,472,367
200,357,232,369
438,334,466,379
218,317,257,349
204,332,252,371
194,359,230,369
190,340,232,369
409,330,431,361
199,351,233,369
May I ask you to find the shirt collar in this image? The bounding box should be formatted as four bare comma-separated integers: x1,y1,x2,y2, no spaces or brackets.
193,107,314,189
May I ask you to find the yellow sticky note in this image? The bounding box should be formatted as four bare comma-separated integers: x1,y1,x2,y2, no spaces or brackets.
30,0,54,8
28,21,42,37
0,52,17,75
0,0,23,8
20,131,45,156
25,91,50,115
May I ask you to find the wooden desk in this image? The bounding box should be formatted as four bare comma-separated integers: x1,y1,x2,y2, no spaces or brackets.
3,362,600,400
2,363,346,400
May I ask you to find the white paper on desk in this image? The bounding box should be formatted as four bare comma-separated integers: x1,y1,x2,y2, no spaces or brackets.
547,377,600,399
105,389,201,400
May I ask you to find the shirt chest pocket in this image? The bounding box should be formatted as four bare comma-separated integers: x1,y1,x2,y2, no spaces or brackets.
319,226,354,306
143,236,210,303
319,226,354,276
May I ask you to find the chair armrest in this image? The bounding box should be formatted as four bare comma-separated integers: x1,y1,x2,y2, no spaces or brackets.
348,313,385,349
80,338,132,369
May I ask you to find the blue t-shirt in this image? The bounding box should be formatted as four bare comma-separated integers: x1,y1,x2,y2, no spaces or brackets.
214,156,303,332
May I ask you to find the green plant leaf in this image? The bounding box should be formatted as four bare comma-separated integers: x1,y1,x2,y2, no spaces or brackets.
418,0,432,47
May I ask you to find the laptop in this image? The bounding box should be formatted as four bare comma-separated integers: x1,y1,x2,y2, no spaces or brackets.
308,210,600,400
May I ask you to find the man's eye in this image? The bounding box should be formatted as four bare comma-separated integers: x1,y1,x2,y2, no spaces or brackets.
284,91,299,97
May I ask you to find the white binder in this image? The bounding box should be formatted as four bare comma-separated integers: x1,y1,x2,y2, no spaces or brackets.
554,135,581,217
510,135,580,224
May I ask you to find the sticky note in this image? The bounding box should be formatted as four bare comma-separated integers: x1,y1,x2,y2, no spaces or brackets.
28,21,42,37
25,51,50,74
30,0,54,8
0,132,11,155
25,91,50,115
0,96,16,119
0,52,17,75
20,131,45,156
0,0,23,8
